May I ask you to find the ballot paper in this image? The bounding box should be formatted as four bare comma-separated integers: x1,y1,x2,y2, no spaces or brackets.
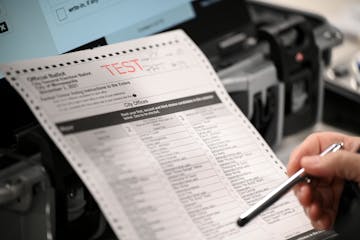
1,30,326,240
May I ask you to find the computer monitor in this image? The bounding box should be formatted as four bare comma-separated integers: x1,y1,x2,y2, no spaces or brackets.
0,0,252,146
0,0,192,69
0,0,251,66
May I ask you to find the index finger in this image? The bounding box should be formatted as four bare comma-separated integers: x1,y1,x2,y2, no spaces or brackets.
287,132,349,176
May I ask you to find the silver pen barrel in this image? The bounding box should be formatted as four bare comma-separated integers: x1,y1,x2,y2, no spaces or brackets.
237,142,343,227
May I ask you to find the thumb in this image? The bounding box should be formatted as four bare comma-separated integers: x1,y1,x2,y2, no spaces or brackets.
301,151,360,183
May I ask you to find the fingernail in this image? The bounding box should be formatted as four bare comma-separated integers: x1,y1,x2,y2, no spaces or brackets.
298,186,303,199
316,220,324,229
294,189,299,198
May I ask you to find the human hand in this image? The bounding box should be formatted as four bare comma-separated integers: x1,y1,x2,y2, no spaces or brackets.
287,132,360,230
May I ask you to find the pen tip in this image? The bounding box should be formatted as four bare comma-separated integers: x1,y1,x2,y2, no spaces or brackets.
237,217,248,227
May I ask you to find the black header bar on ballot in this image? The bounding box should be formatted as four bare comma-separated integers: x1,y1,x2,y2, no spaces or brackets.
57,92,221,135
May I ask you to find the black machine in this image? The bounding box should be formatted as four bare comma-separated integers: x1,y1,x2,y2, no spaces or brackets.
0,0,343,239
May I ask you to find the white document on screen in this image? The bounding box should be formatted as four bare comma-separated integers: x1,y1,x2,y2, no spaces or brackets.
1,30,320,240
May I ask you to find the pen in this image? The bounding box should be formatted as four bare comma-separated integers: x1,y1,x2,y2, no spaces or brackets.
237,142,344,227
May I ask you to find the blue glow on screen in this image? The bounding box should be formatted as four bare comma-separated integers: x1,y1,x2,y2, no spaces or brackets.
0,0,194,78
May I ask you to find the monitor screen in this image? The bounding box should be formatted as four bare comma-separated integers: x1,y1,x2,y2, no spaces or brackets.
0,0,252,146
0,0,194,67
0,0,251,68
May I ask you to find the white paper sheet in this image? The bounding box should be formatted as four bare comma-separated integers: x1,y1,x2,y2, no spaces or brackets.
1,30,319,240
